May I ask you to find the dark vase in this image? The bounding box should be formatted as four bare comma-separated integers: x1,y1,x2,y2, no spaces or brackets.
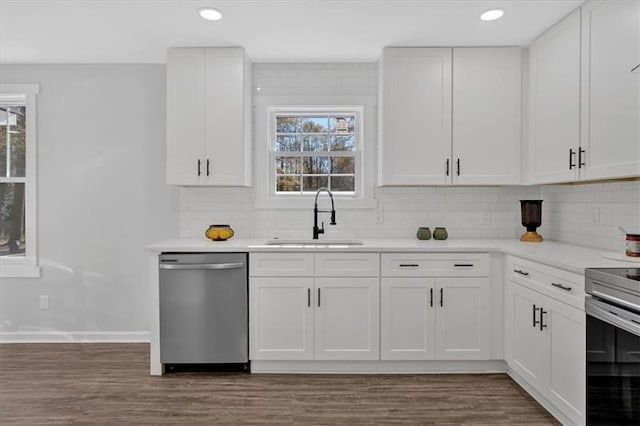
520,200,543,242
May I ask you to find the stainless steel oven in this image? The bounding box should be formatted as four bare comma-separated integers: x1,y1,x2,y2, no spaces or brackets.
585,268,640,425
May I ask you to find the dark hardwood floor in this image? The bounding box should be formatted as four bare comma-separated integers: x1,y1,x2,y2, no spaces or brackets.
0,344,559,425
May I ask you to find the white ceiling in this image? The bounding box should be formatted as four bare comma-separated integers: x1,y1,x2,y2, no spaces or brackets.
1,0,584,64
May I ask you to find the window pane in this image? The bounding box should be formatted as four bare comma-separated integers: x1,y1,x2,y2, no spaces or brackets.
330,176,355,192
276,116,300,133
329,116,355,134
275,157,301,175
330,135,355,152
0,182,26,256
303,176,328,192
303,156,329,174
276,176,301,192
0,106,26,178
276,135,301,152
331,157,355,174
302,135,328,152
301,117,328,133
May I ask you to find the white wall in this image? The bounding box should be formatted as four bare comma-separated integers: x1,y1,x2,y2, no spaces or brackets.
0,65,179,342
541,181,640,251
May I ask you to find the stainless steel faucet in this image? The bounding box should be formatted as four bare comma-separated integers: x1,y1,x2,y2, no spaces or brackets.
313,187,336,239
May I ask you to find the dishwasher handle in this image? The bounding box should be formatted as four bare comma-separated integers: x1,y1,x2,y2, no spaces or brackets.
159,262,244,270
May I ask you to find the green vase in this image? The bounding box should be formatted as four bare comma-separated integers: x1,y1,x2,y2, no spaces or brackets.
416,227,431,240
433,227,448,240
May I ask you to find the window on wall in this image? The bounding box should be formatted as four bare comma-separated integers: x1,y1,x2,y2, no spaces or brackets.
0,84,40,278
255,96,376,209
274,113,358,194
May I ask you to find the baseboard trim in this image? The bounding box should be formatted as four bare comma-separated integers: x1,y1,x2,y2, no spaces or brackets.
251,359,508,374
0,331,150,344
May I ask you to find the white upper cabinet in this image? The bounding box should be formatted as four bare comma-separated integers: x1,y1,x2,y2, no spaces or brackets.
166,47,252,186
379,47,522,186
581,0,640,180
528,1,639,184
379,48,452,185
528,9,582,184
452,48,522,185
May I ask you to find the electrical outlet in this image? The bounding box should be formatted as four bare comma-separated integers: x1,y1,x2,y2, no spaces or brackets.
39,295,49,310
376,208,384,224
592,208,600,225
483,212,491,226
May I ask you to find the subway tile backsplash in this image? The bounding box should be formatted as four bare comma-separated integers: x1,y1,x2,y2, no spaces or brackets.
179,63,639,252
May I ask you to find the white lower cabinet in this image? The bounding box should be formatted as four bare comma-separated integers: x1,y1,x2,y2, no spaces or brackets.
314,278,379,360
250,277,314,360
381,253,491,361
250,253,380,361
505,257,585,425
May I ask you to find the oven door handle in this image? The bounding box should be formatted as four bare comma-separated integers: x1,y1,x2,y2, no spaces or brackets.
591,289,640,313
586,297,640,337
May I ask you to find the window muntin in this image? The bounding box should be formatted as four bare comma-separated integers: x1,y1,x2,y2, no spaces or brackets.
273,113,359,195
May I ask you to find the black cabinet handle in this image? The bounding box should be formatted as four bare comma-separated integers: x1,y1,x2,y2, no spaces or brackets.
317,288,321,307
445,159,450,176
569,148,576,170
197,159,202,176
552,282,572,292
533,304,540,328
456,158,460,176
579,148,586,168
206,158,210,176
540,309,548,331
399,264,419,268
454,263,474,267
514,269,529,276
307,288,311,307
439,288,444,307
429,288,433,308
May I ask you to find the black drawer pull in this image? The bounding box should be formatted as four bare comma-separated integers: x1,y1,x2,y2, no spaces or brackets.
399,264,419,268
551,282,572,292
454,263,474,267
514,269,529,276
429,288,433,308
533,304,540,327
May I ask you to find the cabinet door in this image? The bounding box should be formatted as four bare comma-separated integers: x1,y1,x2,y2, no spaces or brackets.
434,278,490,360
166,48,206,185
381,278,436,360
581,0,640,180
508,281,545,388
250,277,314,360
452,48,522,185
204,48,251,186
314,277,379,360
543,296,586,425
379,47,452,185
528,9,581,184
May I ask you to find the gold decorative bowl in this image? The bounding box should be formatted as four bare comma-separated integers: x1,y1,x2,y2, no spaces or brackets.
205,224,234,241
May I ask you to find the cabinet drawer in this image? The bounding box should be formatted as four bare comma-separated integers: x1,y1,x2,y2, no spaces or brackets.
508,256,584,309
381,253,489,277
250,253,314,277
315,253,379,277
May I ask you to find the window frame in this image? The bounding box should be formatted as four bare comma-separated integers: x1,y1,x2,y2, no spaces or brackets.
0,84,40,278
255,95,376,210
272,109,361,196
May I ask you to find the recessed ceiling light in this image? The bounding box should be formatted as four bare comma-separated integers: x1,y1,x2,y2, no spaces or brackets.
198,7,223,21
480,9,505,21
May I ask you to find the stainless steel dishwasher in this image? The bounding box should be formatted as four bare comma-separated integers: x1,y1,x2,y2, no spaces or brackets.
159,253,248,368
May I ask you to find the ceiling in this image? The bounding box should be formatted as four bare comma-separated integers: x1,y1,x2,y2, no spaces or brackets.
0,0,584,64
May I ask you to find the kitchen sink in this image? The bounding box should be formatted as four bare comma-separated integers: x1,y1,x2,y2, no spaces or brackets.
264,239,364,247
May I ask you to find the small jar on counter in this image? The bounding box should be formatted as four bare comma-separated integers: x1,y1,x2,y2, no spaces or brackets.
626,234,640,257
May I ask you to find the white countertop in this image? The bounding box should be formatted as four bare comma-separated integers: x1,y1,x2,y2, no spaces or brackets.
145,238,635,275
